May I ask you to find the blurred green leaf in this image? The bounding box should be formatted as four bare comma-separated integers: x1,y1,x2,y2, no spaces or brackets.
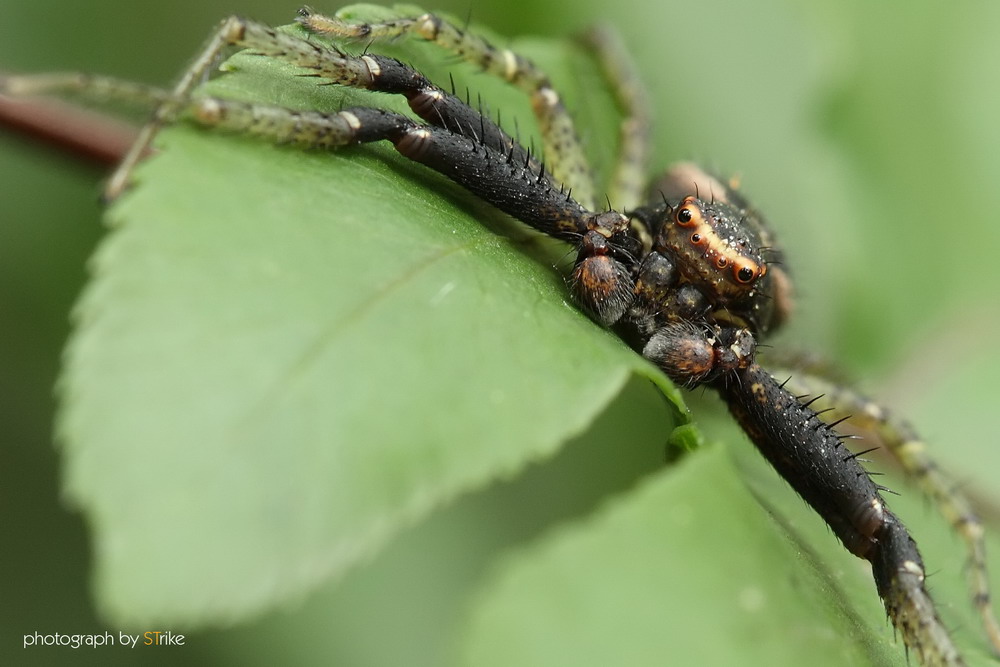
461,444,900,667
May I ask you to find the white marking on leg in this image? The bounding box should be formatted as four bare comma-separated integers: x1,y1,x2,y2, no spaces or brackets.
194,98,224,124
501,49,519,80
538,87,560,108
338,111,362,130
361,55,382,77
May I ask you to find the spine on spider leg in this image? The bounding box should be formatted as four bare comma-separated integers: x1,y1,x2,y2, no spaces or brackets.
714,363,964,666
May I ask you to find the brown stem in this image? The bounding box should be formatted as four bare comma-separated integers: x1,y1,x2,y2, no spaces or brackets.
0,93,138,168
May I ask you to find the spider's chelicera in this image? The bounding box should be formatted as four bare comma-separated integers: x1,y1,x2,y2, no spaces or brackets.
5,7,998,666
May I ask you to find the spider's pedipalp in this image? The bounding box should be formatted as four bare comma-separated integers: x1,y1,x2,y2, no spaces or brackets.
642,323,755,387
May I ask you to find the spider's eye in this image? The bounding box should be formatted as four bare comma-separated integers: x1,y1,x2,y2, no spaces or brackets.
676,207,693,225
690,232,702,244
736,265,756,284
716,257,728,269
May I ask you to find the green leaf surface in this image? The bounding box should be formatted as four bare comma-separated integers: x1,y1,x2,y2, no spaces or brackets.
461,444,898,666
56,9,684,625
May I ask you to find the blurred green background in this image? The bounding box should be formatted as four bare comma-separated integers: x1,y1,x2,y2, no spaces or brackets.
2,0,999,665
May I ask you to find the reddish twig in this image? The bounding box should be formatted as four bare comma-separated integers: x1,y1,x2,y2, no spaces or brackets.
0,93,138,167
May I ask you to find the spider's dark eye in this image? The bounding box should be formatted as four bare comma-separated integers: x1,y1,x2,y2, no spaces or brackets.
690,232,702,243
676,208,693,224
736,266,756,283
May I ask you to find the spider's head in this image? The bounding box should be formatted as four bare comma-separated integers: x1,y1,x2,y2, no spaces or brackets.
664,195,768,291
647,163,794,335
648,195,787,333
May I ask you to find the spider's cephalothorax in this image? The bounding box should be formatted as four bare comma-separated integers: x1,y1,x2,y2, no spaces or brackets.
629,174,787,329
564,162,792,389
5,7,998,666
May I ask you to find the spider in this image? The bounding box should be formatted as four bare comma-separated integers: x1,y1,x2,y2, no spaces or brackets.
3,5,998,665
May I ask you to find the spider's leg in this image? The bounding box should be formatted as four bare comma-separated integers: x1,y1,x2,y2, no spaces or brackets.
297,7,596,209
0,53,538,199
716,362,964,666
190,97,616,240
94,16,272,200
640,322,967,663
578,26,651,213
4,14,640,325
0,73,168,111
772,370,1000,658
16,15,567,204
73,15,424,199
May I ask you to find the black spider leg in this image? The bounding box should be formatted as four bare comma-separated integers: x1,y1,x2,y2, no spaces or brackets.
714,362,964,666
65,14,551,201
770,368,1000,656
339,53,538,181
303,54,644,325
202,98,588,240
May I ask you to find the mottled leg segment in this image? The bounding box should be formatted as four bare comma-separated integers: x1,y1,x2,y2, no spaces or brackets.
190,99,412,148
297,6,596,209
99,14,399,198
578,26,651,212
715,363,963,666
103,16,249,199
0,72,168,110
774,370,1000,658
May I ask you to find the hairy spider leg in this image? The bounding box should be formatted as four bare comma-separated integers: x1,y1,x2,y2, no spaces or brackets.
3,10,653,215
98,16,260,200
90,14,453,199
639,321,965,663
297,7,597,210
577,25,652,213
190,99,605,238
775,371,1000,658
716,361,964,666
0,72,169,110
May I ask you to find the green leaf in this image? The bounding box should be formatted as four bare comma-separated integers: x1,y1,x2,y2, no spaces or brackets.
56,10,685,625
460,444,900,667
